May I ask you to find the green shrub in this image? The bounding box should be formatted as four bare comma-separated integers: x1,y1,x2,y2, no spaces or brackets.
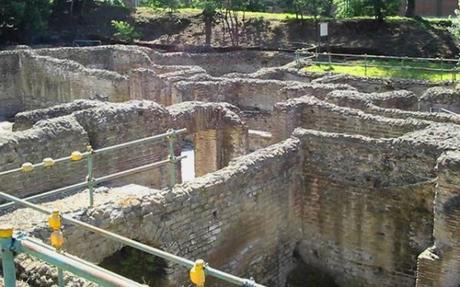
111,20,140,42
334,0,401,19
449,9,460,40
144,0,181,12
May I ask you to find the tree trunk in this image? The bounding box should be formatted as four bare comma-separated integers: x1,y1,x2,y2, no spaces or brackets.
437,0,443,17
204,19,212,47
373,0,384,21
405,0,416,17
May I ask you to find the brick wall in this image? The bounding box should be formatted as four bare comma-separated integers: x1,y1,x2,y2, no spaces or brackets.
294,128,438,287
35,45,152,74
0,116,89,199
0,101,249,200
22,137,303,287
0,52,23,119
272,96,429,142
19,53,130,110
172,79,354,113
416,151,460,287
11,126,447,287
149,50,294,76
407,0,458,17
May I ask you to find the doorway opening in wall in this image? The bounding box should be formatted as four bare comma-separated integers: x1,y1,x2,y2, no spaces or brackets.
181,138,195,182
285,250,339,287
99,246,168,286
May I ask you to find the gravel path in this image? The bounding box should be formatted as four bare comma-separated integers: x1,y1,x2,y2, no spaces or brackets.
0,184,160,233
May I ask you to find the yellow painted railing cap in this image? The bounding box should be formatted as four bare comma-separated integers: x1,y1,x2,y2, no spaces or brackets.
50,230,64,249
21,162,34,172
0,225,13,238
70,151,83,161
43,157,55,167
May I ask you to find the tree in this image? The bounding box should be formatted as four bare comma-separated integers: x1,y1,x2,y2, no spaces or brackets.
144,0,181,12
0,0,51,43
448,7,460,41
372,0,384,21
194,0,219,46
405,0,416,17
293,0,321,19
334,0,401,20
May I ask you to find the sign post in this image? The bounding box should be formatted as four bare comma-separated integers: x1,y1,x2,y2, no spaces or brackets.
319,22,330,64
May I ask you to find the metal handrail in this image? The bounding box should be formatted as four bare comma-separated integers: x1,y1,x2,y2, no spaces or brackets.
0,191,265,287
13,237,143,287
0,126,266,286
0,156,186,210
306,51,460,63
313,60,458,73
0,129,187,177
93,128,186,154
0,128,188,207
298,50,460,81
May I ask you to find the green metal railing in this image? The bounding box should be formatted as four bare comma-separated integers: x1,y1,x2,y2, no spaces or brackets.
0,128,266,287
0,128,187,210
296,50,460,81
0,189,265,287
294,44,317,68
0,229,144,287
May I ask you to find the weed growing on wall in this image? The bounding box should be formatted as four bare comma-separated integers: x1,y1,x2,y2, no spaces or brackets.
111,20,140,42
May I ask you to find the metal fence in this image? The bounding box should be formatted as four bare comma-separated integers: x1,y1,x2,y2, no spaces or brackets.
295,50,460,82
0,128,266,287
0,128,187,210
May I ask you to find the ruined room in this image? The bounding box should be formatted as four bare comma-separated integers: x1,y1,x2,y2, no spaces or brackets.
0,44,459,287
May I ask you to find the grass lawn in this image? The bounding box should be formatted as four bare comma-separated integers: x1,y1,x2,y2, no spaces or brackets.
305,59,460,82
137,7,451,24
138,7,306,20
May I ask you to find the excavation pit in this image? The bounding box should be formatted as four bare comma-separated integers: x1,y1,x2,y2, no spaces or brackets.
0,45,460,287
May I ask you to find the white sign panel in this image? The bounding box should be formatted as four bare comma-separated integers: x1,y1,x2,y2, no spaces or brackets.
320,22,328,37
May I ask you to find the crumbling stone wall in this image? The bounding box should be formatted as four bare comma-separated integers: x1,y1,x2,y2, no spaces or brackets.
419,87,460,113
0,116,89,199
168,102,248,175
293,128,438,287
2,45,460,287
0,51,23,119
416,151,460,287
325,90,419,111
0,100,248,199
35,45,153,74
13,100,106,131
148,50,294,76
17,137,302,287
172,79,354,112
7,123,457,287
19,53,130,110
311,73,450,96
272,96,429,142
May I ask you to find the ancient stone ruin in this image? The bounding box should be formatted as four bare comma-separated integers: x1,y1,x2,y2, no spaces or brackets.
0,45,460,287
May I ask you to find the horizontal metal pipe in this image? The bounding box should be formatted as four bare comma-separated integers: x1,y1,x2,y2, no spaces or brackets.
0,191,266,287
440,108,457,115
313,61,459,74
19,239,144,287
0,128,187,178
25,237,146,285
0,153,89,177
94,156,185,184
0,156,186,210
94,128,187,154
0,181,88,210
316,52,459,63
